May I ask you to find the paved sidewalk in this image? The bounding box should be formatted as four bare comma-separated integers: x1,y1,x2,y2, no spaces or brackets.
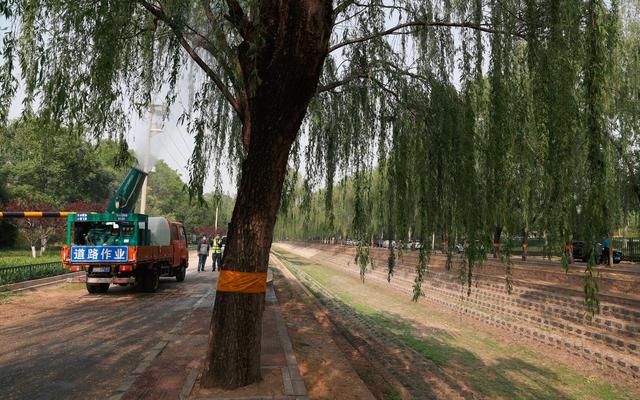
117,270,308,400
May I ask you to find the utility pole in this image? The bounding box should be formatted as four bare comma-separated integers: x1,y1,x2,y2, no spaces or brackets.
140,104,163,214
214,203,219,235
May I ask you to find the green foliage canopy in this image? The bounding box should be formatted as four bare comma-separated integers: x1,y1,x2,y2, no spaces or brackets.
0,118,127,205
1,1,638,314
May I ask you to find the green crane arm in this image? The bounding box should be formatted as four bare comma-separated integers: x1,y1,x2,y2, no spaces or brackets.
106,167,148,214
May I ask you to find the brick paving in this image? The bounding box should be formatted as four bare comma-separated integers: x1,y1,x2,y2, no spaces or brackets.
118,272,309,400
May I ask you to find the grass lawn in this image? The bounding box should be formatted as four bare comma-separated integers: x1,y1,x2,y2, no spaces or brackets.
0,249,61,268
273,245,638,400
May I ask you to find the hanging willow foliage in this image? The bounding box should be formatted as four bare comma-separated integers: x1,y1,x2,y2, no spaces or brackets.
275,0,627,315
0,1,633,317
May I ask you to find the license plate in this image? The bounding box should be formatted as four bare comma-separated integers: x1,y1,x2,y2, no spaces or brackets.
93,266,111,273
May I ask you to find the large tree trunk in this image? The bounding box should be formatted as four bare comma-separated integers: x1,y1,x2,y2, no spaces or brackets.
202,0,333,389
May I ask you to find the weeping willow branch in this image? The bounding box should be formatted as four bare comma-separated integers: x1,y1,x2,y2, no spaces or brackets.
137,0,243,118
316,70,370,93
317,63,430,99
329,20,525,54
224,0,254,42
200,0,217,24
610,136,640,205
334,0,359,15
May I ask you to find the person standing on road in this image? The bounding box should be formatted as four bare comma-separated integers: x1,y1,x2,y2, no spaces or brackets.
197,236,210,272
212,235,223,272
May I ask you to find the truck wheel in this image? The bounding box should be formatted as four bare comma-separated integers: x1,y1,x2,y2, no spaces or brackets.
175,266,186,282
86,283,110,294
150,268,160,291
97,283,110,293
86,283,98,294
139,268,159,292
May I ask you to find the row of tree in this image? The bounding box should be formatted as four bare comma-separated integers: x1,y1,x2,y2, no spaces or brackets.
0,118,233,252
273,1,640,312
1,0,638,390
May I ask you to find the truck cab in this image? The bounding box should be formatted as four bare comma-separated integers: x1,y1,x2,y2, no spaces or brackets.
62,213,188,294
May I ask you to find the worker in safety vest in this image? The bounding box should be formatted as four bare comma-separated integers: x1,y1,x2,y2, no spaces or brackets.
211,235,223,272
197,236,210,272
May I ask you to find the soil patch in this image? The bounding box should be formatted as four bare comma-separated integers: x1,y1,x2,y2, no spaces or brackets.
273,244,640,400
272,263,376,400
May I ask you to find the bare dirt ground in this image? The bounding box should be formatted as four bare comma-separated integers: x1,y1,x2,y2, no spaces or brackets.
273,243,640,400
5,243,637,399
272,259,378,400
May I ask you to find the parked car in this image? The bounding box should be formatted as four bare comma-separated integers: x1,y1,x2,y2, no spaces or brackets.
571,241,622,264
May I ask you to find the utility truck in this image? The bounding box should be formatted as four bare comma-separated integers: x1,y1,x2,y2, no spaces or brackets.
61,167,189,293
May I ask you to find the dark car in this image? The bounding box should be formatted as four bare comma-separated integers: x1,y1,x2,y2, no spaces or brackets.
571,241,622,264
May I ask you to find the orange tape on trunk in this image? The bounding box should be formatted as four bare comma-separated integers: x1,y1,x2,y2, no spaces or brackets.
216,270,267,294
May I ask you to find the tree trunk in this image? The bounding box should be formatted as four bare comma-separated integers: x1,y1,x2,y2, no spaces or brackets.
608,235,613,268
493,225,502,258
202,0,333,389
40,235,48,256
522,229,528,261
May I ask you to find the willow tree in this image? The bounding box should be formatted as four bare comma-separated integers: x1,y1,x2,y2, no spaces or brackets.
0,0,621,390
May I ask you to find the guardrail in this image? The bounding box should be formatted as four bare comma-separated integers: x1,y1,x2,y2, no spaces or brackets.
0,262,67,285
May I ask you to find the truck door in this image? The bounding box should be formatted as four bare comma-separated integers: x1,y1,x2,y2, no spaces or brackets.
171,224,181,267
179,225,188,266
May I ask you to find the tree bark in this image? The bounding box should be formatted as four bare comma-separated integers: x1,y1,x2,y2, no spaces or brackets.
493,225,502,258
202,0,333,389
608,234,613,268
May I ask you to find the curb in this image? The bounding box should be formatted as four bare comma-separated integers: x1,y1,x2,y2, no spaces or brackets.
0,271,84,293
270,253,376,400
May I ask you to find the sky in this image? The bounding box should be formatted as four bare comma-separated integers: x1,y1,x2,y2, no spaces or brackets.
4,54,236,197
1,13,234,195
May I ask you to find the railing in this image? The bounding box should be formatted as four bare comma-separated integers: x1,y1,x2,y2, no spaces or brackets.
0,262,67,285
333,237,640,262
613,239,640,262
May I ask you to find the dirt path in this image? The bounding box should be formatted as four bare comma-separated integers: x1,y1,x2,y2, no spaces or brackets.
271,259,377,400
273,244,640,400
0,252,211,400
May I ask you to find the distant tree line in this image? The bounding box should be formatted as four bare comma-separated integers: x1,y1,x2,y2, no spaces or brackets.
0,118,235,252
144,160,234,242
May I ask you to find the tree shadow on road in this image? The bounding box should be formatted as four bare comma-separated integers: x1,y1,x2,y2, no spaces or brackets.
0,275,210,400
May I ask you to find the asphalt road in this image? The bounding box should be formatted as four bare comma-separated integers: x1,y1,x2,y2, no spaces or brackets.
0,251,216,400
